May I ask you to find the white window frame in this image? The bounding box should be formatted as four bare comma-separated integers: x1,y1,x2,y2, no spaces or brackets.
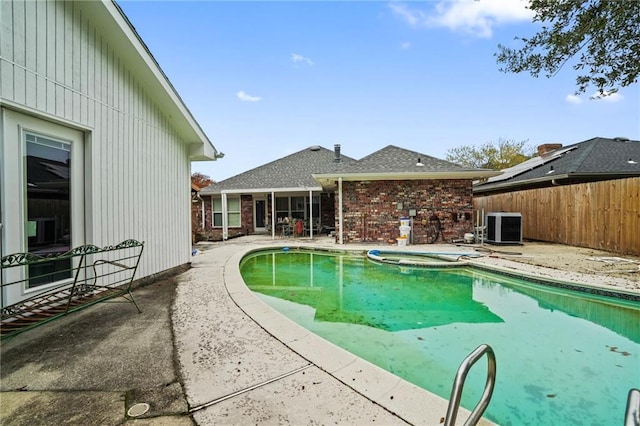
1,109,85,306
212,196,241,228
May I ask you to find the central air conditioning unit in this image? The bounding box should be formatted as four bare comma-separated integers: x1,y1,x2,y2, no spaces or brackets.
486,212,522,245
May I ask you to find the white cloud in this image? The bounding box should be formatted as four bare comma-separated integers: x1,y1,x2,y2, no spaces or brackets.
590,90,623,102
236,90,262,102
388,2,426,27
389,0,534,38
292,53,314,66
400,41,411,49
565,94,583,104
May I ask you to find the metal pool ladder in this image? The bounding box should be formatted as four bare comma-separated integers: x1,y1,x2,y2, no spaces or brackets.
444,344,497,426
626,388,640,426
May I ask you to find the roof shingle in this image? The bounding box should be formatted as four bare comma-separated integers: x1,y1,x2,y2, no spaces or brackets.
474,137,640,193
202,144,498,194
200,146,356,194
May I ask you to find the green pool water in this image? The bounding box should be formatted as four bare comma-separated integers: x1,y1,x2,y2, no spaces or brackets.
240,249,640,426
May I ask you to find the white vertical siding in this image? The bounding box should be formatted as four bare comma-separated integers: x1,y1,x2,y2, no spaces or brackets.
1,0,14,100
1,0,193,279
35,1,47,112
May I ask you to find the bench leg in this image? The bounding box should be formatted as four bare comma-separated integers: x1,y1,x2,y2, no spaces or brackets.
123,290,142,313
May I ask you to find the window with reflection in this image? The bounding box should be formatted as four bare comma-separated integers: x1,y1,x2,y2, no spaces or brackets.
213,197,241,227
25,133,72,287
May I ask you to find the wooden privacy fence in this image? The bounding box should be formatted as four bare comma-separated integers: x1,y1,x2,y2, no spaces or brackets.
474,177,640,255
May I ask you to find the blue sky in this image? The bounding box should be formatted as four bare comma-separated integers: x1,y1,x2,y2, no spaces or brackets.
119,0,640,182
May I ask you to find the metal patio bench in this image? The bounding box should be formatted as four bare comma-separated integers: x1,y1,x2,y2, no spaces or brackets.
1,239,144,339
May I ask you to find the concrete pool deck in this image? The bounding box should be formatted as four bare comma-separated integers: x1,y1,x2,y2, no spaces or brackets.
177,236,639,425
176,237,482,426
1,235,638,425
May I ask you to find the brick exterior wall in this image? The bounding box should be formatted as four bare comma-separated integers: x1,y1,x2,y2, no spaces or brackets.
192,182,473,245
320,192,335,233
240,195,254,235
191,196,205,243
337,179,474,244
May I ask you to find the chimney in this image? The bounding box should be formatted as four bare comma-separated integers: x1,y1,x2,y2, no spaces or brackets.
334,144,341,162
537,143,562,156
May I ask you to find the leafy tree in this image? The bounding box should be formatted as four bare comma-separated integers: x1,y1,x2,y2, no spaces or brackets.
496,0,640,96
446,138,535,170
191,172,214,188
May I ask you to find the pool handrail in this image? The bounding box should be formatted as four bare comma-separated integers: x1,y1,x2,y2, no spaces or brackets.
625,388,640,426
444,344,497,426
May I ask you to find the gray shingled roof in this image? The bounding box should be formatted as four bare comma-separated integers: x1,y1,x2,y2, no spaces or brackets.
202,144,499,194
312,145,499,188
200,146,356,194
347,145,488,174
474,137,640,193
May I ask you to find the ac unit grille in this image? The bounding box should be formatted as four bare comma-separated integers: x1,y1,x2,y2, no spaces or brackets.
486,213,522,245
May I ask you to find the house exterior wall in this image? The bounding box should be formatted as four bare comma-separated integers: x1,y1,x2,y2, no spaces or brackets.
192,195,213,242
192,194,212,241
338,179,474,244
192,194,247,241
1,0,192,281
320,192,335,232
191,196,204,244
240,195,254,236
193,192,337,241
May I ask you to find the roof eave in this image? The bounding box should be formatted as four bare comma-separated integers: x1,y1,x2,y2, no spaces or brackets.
474,174,570,193
200,186,324,195
313,170,501,183
190,142,221,161
473,172,640,194
83,1,219,160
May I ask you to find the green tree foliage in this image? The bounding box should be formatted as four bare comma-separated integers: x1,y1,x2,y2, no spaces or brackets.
446,138,535,170
496,0,640,96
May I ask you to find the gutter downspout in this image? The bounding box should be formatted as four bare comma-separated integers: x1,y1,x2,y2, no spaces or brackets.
338,178,343,245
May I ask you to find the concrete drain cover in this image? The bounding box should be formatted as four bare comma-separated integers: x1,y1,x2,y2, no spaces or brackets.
127,402,150,417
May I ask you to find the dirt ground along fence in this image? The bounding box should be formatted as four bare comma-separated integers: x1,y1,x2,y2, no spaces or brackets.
474,177,640,255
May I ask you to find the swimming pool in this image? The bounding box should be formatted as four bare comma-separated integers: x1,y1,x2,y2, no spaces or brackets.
240,248,640,425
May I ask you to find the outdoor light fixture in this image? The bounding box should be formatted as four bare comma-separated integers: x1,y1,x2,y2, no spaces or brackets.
416,157,424,166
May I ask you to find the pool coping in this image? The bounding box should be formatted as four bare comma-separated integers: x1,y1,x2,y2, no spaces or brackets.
463,260,640,302
225,245,494,425
364,246,639,302
221,241,639,425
